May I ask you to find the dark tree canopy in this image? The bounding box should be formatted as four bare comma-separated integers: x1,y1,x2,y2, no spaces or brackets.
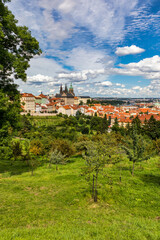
0,0,41,94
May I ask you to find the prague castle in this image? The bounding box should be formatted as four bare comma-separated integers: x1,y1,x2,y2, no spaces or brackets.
55,83,75,105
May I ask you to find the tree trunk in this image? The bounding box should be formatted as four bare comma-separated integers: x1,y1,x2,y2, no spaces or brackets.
26,159,29,166
94,171,98,202
119,165,122,183
92,175,95,199
31,166,34,176
49,160,51,168
132,161,135,176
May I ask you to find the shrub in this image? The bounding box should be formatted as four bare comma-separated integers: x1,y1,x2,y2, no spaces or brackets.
30,139,44,156
51,139,75,157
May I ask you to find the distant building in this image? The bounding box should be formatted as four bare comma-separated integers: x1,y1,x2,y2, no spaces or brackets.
58,105,72,116
35,103,41,113
46,102,57,112
77,96,91,104
21,93,35,113
55,83,75,105
35,92,49,104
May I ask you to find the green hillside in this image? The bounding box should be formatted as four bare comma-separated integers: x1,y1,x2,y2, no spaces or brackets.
0,156,160,240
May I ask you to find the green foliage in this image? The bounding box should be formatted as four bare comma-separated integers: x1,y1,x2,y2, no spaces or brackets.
90,116,102,132
82,142,114,202
49,149,66,170
112,117,119,133
0,1,42,169
62,116,78,127
0,91,21,134
122,130,154,176
51,139,75,157
131,116,141,133
79,100,83,105
30,139,44,156
11,140,22,161
91,99,124,105
0,136,13,161
0,0,41,88
144,116,160,140
81,126,89,134
75,140,92,155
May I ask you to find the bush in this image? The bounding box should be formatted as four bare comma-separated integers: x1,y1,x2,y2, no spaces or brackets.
81,126,89,134
51,139,75,157
30,139,44,156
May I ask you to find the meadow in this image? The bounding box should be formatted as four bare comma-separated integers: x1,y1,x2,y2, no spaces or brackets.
0,155,160,240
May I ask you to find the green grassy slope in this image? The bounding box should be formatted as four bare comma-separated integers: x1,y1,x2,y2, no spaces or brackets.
0,157,160,240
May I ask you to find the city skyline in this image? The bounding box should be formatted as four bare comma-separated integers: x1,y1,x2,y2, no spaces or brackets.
7,0,160,97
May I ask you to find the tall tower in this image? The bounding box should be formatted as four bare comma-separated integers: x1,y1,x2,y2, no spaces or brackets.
60,84,63,94
65,84,68,93
69,83,74,95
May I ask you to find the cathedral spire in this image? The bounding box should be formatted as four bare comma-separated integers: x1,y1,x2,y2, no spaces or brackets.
60,84,63,94
65,84,68,93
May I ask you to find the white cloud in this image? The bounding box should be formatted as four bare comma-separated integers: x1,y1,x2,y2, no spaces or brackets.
126,7,160,37
132,86,142,90
49,89,56,93
27,57,64,77
112,55,160,80
27,74,54,83
115,83,125,87
115,45,145,56
63,47,114,71
8,0,138,45
57,69,106,82
7,1,160,98
101,81,113,87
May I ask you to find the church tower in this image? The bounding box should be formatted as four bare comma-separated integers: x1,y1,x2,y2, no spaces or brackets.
60,84,63,94
65,84,68,94
69,83,75,96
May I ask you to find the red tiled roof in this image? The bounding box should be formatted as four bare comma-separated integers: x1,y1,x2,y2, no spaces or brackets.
39,93,47,99
35,96,42,99
50,97,60,101
63,105,71,110
21,93,35,98
41,106,48,109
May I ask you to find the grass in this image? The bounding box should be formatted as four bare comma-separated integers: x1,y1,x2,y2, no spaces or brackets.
0,156,160,239
31,116,64,127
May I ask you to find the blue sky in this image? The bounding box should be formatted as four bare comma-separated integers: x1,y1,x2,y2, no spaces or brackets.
7,0,160,97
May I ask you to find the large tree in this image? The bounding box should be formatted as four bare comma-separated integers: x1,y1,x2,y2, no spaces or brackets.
0,0,41,96
0,0,41,161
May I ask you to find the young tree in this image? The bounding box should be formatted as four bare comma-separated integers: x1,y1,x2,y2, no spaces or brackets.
122,130,153,176
11,140,22,161
22,140,39,175
131,116,141,134
30,139,44,156
49,149,66,170
146,116,160,140
82,143,112,202
90,116,102,131
108,116,112,126
112,117,119,133
53,139,75,157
